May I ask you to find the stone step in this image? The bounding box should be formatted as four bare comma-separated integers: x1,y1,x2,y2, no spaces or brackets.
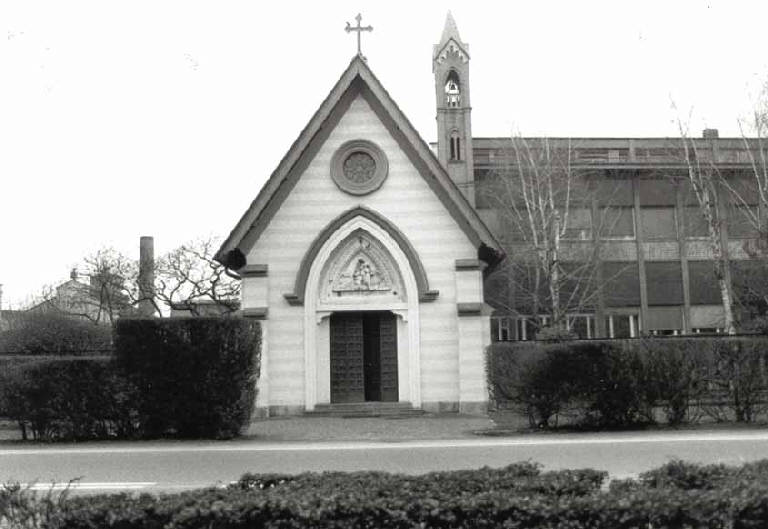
307,401,425,418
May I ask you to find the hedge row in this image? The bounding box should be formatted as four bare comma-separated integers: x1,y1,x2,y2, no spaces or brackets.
0,318,261,441
0,312,113,355
0,358,135,441
15,460,768,528
488,336,768,428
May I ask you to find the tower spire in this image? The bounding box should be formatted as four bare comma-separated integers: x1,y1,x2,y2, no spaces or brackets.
439,11,464,49
433,11,474,206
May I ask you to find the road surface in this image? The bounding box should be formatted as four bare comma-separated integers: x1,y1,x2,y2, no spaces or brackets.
3,430,768,493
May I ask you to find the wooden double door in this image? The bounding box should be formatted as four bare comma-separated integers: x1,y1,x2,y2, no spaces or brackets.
330,311,398,403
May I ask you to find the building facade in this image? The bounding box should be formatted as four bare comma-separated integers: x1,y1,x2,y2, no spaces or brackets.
429,14,766,341
217,49,501,416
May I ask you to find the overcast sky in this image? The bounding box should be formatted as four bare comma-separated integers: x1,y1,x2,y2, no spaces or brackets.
2,0,767,307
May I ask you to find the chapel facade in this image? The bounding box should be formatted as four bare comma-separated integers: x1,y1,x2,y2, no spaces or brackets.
217,16,502,416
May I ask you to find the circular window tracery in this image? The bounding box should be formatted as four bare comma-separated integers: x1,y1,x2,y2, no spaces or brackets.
331,140,388,195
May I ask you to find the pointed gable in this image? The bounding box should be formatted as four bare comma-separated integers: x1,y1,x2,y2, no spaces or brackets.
216,55,500,268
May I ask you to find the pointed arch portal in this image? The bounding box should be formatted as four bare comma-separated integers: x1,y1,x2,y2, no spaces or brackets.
300,210,426,410
284,207,438,306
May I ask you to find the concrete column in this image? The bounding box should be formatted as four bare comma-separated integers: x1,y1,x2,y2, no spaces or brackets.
632,179,649,332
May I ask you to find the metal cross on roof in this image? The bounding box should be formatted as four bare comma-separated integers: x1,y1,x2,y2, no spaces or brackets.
345,13,373,60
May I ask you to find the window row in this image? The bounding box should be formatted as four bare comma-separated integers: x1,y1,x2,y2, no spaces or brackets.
491,305,725,342
556,205,760,241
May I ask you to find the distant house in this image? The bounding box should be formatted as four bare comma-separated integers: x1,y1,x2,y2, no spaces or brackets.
24,269,132,324
169,299,240,318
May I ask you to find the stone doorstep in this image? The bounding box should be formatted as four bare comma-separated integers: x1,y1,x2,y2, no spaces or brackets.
306,401,426,418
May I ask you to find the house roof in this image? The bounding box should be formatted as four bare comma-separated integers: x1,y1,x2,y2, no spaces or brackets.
216,55,501,268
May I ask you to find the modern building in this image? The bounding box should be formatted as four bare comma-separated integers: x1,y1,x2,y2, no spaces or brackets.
427,13,766,341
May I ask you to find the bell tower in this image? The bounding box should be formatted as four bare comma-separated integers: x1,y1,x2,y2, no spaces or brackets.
433,12,474,205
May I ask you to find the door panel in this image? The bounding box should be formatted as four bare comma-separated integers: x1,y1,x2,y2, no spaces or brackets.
329,311,398,404
379,312,398,402
330,313,364,403
363,314,381,401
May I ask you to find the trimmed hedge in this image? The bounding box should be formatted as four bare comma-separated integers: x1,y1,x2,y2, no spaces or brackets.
114,317,261,439
0,312,112,355
0,318,261,441
28,460,768,528
0,358,136,441
488,336,768,428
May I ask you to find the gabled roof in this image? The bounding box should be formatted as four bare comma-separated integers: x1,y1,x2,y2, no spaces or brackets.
216,55,501,268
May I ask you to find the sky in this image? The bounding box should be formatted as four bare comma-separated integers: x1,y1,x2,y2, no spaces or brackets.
2,0,768,307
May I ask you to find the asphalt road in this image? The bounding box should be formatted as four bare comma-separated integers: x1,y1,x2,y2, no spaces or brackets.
3,430,768,493
0,431,768,491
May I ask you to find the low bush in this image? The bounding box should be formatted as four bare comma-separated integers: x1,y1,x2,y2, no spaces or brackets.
0,358,137,441
37,460,768,528
114,317,261,439
489,340,656,429
234,462,606,498
489,335,768,429
0,481,74,529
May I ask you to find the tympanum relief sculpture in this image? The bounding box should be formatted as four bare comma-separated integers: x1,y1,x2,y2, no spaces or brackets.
319,231,406,304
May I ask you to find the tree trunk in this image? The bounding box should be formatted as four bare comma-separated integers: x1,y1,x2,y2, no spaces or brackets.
709,223,736,334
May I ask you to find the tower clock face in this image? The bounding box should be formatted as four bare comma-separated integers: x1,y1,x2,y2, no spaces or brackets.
331,140,389,195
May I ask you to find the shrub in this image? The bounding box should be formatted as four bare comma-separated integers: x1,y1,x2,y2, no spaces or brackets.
487,343,570,427
0,312,112,355
489,335,768,429
114,317,260,439
0,358,136,441
39,461,768,528
710,337,768,423
0,481,74,529
638,338,708,425
583,341,654,428
489,340,656,429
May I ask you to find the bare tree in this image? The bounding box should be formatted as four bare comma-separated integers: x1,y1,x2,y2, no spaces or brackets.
153,237,240,316
479,136,604,334
720,85,768,324
72,236,240,318
675,118,737,334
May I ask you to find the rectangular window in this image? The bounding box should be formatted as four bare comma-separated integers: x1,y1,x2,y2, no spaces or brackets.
602,262,641,307
688,261,721,305
645,262,684,305
638,178,677,206
563,208,593,240
641,207,677,240
728,204,759,238
596,179,634,206
683,207,709,238
600,206,635,239
690,305,725,331
646,306,683,333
